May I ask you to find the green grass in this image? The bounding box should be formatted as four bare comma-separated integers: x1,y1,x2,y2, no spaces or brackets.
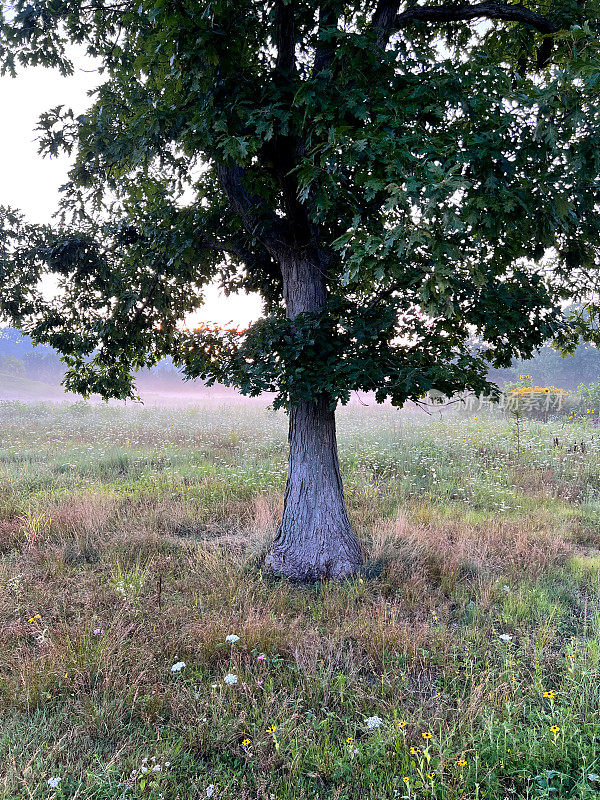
1,401,600,798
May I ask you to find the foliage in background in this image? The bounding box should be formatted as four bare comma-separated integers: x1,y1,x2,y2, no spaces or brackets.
503,375,569,421
0,327,185,388
490,341,600,391
499,376,600,422
573,381,600,416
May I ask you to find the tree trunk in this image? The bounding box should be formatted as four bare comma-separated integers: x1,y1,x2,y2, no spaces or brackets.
265,250,363,581
266,395,363,581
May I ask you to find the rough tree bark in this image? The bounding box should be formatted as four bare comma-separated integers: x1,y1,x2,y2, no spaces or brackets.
265,251,363,581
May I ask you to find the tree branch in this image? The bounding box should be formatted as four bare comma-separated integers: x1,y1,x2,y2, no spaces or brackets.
395,2,559,34
223,237,283,297
275,0,296,76
371,0,403,48
313,1,343,74
216,164,288,256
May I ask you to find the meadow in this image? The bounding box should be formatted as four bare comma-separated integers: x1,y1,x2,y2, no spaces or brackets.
1,399,600,799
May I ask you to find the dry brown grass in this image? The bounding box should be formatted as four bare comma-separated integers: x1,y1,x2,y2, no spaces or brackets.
369,511,573,590
0,492,576,721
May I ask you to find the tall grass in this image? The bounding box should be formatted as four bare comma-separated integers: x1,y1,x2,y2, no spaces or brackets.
1,401,600,798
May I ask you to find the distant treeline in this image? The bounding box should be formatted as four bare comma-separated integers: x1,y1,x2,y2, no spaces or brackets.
488,344,600,390
0,328,185,387
1,327,600,391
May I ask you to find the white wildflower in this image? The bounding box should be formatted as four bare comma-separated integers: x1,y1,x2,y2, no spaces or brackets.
206,785,215,798
152,764,161,772
171,661,186,673
224,673,238,685
47,777,61,788
225,634,240,644
365,716,383,729
499,634,513,642
35,627,49,645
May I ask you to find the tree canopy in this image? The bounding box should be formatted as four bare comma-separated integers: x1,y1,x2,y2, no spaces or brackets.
1,0,600,407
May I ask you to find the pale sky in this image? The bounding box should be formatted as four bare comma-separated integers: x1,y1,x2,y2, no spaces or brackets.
0,61,262,328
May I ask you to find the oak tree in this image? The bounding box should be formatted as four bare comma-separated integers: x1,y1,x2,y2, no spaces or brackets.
1,0,599,580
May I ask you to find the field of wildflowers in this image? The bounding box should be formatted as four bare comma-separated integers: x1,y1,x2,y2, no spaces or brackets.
1,400,600,799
